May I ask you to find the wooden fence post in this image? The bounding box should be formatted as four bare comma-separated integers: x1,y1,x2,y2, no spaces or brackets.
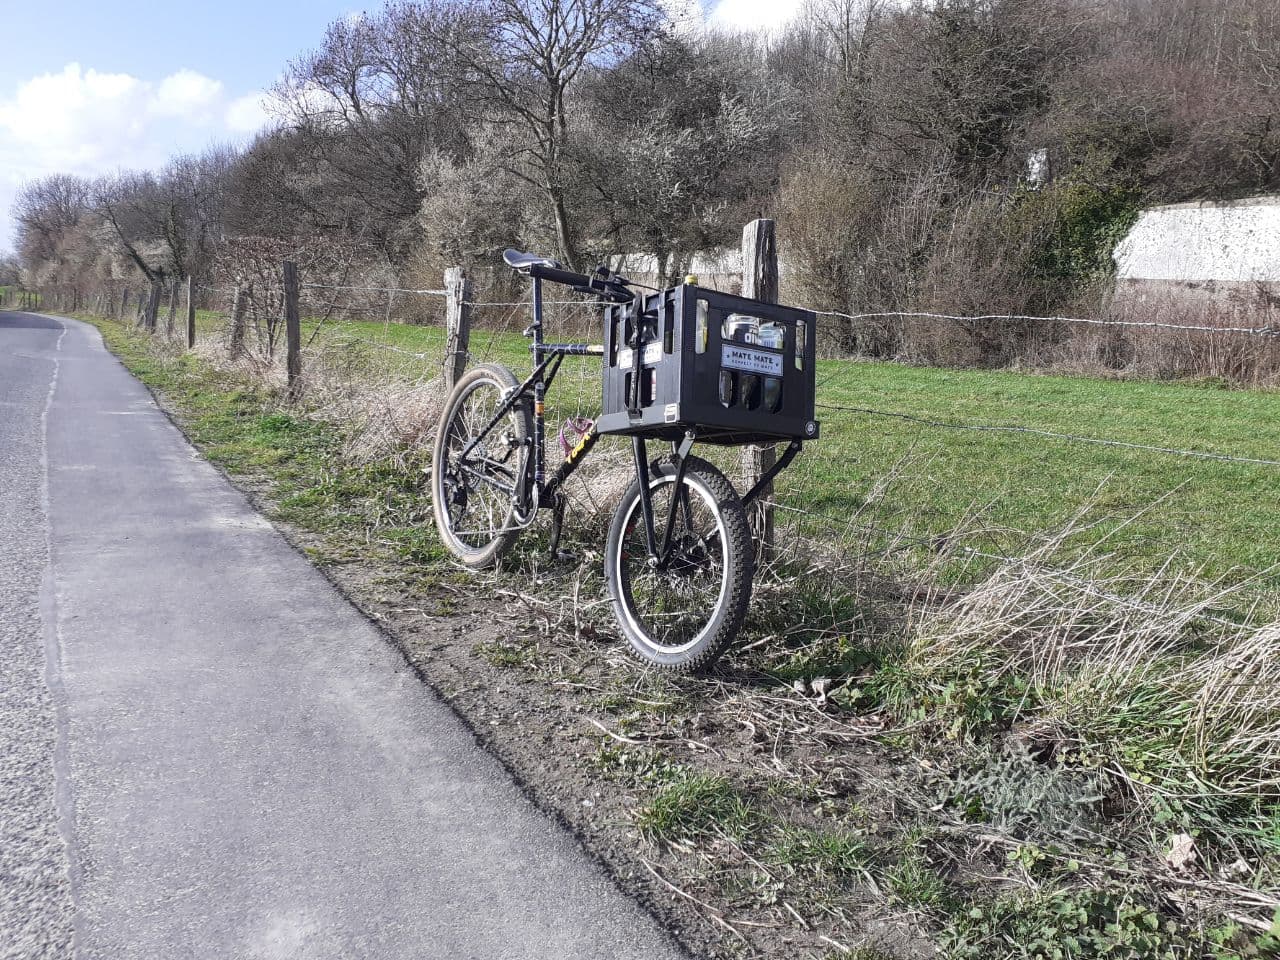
740,218,779,563
149,281,162,332
165,281,178,337
283,261,302,402
444,266,471,389
228,283,248,359
185,276,196,349
143,281,161,331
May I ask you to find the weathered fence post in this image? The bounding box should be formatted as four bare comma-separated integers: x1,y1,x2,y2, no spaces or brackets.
165,281,178,337
740,218,779,562
444,266,471,389
228,283,248,359
145,281,162,331
185,276,196,349
283,261,302,402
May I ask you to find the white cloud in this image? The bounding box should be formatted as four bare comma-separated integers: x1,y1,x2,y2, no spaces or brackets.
225,91,274,134
0,64,148,163
709,0,805,31
152,69,224,118
0,63,273,252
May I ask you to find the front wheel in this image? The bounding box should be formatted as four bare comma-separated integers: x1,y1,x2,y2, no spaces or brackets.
605,456,753,672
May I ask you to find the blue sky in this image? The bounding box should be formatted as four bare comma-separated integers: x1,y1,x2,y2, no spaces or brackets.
0,0,804,253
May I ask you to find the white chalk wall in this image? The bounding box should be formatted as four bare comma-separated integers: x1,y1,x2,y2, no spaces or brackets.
1114,197,1280,283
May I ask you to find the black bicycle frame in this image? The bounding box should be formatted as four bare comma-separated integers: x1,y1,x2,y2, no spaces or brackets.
456,275,603,511
456,273,804,563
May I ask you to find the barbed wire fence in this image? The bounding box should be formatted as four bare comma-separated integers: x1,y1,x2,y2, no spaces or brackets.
27,231,1280,637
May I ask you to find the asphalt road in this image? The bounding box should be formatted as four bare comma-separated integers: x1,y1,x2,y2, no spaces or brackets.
0,312,686,960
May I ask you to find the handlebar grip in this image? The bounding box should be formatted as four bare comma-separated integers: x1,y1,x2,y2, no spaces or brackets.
526,262,592,289
524,262,635,303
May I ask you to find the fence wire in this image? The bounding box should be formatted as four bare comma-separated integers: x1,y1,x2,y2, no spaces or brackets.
69,270,1280,630
813,308,1280,338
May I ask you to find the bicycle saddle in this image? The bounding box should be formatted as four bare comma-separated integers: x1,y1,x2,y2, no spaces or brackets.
503,249,561,272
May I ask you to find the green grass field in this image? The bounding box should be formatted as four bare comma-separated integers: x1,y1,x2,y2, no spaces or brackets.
298,315,1280,602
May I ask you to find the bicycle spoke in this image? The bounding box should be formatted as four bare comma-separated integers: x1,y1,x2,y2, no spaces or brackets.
617,478,728,651
438,374,527,552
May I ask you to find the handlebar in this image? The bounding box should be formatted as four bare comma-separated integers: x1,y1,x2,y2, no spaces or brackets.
502,248,635,304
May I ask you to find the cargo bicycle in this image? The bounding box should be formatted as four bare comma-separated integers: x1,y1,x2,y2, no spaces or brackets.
431,249,820,672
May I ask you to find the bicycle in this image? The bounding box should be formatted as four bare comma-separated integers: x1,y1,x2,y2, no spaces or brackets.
431,249,819,672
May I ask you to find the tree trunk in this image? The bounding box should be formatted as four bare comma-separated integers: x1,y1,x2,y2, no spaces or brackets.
549,188,579,271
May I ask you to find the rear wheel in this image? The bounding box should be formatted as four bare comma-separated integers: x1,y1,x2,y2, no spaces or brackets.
605,456,753,672
431,363,531,568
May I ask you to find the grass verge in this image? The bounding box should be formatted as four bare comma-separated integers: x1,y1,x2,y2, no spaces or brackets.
82,313,1280,959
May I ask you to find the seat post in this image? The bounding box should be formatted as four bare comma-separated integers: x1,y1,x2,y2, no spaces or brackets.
532,276,546,490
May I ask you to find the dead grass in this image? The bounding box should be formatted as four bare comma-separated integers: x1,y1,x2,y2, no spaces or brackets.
86,308,1280,958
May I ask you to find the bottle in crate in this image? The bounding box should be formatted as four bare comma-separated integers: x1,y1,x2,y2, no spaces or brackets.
757,321,785,412
599,282,819,446
720,314,759,408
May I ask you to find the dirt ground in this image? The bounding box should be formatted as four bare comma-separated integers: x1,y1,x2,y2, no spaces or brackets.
201,471,935,960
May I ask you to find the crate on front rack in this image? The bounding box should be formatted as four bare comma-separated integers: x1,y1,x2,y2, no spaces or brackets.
597,283,819,445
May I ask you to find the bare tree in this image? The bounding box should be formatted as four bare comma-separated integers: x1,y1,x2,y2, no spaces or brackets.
90,146,234,292
0,254,19,286
13,174,91,269
450,0,665,268
272,2,473,260
570,31,787,280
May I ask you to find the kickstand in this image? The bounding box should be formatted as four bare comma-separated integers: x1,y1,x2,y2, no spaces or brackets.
547,494,576,563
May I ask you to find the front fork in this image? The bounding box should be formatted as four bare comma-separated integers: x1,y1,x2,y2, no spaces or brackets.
632,431,696,567
545,424,804,566
633,434,803,567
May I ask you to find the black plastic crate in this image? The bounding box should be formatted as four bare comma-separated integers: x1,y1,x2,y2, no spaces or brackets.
597,284,819,445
